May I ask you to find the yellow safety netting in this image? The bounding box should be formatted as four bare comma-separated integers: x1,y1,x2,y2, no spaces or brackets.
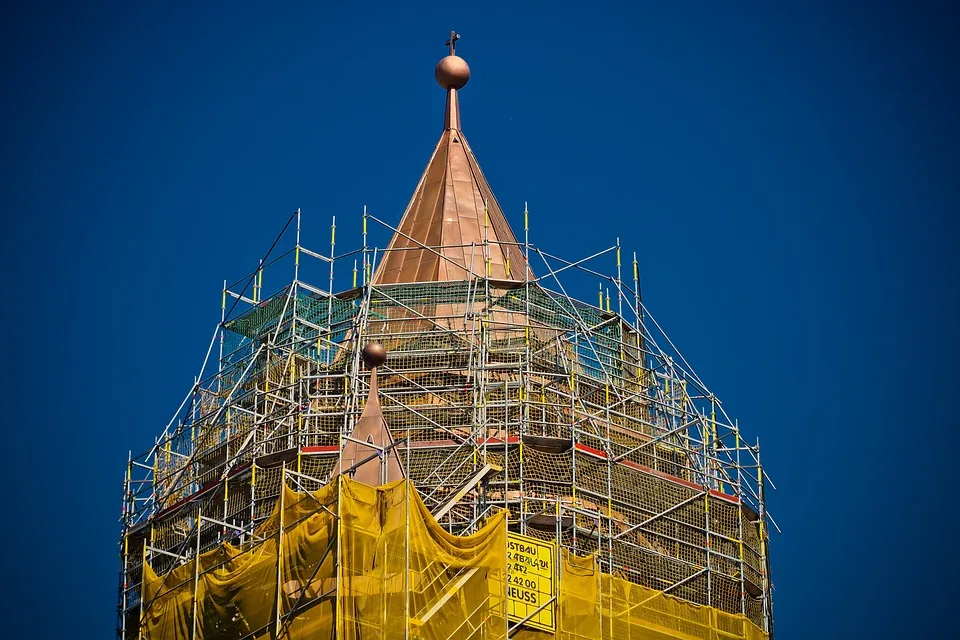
142,477,506,639
141,476,766,640
512,551,767,640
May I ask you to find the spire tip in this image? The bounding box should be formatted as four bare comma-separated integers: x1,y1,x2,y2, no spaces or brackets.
361,342,387,369
436,31,469,90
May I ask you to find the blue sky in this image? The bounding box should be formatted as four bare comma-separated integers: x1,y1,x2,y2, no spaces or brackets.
3,1,958,637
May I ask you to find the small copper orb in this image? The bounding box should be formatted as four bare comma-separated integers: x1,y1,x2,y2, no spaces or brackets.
361,342,388,368
435,55,470,90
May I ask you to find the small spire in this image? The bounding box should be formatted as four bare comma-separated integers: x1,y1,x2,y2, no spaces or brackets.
333,342,404,485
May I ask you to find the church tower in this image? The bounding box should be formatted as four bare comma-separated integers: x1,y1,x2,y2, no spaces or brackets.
119,34,774,640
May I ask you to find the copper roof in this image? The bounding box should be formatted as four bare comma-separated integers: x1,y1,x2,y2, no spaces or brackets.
373,39,529,285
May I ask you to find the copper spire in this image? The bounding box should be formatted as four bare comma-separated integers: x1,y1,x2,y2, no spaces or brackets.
372,33,530,285
332,342,404,485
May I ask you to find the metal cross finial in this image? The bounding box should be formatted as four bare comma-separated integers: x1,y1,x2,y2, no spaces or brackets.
445,31,460,56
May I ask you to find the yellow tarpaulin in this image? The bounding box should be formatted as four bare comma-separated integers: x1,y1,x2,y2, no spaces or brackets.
140,475,766,640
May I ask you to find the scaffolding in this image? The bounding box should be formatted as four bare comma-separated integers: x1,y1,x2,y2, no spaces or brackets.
118,208,777,638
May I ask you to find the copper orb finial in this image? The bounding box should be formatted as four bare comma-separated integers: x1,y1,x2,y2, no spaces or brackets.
435,55,470,90
361,342,388,368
